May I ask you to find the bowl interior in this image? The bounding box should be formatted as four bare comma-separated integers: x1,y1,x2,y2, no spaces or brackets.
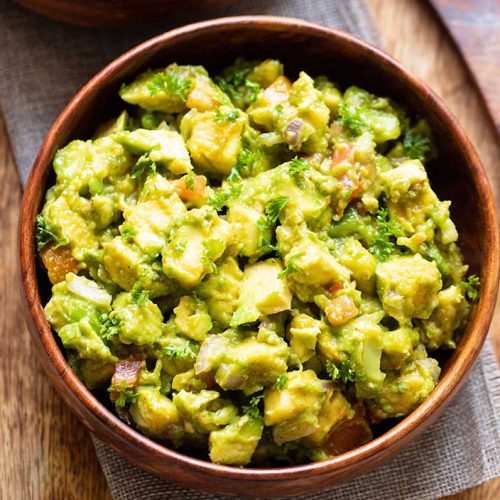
24,17,498,493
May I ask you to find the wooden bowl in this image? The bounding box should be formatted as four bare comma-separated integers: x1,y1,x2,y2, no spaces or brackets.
12,0,235,27
19,16,500,498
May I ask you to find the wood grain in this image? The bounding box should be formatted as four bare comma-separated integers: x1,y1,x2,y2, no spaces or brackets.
0,118,111,499
428,0,500,131
0,0,499,498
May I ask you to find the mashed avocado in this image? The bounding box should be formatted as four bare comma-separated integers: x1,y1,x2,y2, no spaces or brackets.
38,58,478,467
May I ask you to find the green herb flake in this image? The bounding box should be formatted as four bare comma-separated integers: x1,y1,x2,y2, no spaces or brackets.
242,392,264,418
131,283,149,306
266,196,289,224
131,155,157,179
403,130,432,162
326,360,355,384
460,274,481,301
276,374,288,391
338,103,365,135
230,148,258,180
148,71,191,102
163,343,198,361
278,253,303,279
35,214,68,250
215,65,261,105
107,384,138,410
214,108,240,123
99,313,119,341
121,225,136,242
288,157,310,186
369,207,403,261
256,216,276,254
208,183,242,211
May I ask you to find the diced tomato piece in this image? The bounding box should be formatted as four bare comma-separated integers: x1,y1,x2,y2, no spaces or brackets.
174,175,207,204
332,143,355,165
325,294,359,326
40,243,80,284
327,282,344,295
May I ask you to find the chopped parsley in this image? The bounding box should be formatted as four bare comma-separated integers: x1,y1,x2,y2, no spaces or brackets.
108,384,138,410
242,392,264,418
35,215,68,250
460,274,481,301
131,155,157,179
148,71,191,101
276,374,288,391
278,253,303,279
131,284,149,306
338,103,365,135
266,196,289,223
326,360,355,384
121,225,136,241
214,108,239,123
403,130,432,162
216,65,261,106
208,183,242,211
163,343,198,361
228,148,259,181
256,216,276,255
369,207,403,261
288,157,309,186
99,313,119,341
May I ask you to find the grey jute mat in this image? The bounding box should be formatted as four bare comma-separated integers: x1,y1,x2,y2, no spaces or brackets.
1,0,499,498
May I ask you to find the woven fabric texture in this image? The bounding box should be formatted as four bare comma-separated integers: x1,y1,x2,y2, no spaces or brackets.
1,0,498,498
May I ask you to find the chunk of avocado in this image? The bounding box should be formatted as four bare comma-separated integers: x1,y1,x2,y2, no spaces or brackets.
231,259,292,327
209,415,264,466
376,254,442,323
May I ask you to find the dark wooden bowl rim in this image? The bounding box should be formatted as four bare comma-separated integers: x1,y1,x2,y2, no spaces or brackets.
18,15,500,488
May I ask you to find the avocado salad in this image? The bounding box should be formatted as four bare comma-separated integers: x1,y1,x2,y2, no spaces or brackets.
37,58,479,466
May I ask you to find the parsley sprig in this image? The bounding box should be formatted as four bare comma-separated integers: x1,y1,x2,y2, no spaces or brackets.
131,155,157,179
242,393,264,419
131,284,149,306
35,215,68,250
460,274,480,301
107,384,138,410
163,343,199,361
278,253,303,279
148,71,191,101
288,157,310,187
276,374,288,391
403,130,432,162
338,103,365,135
121,225,136,241
208,183,242,211
326,360,355,384
214,108,239,123
228,148,259,181
215,65,261,106
266,196,289,223
369,207,403,261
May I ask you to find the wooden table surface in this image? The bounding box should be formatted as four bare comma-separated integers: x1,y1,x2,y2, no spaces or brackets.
1,0,499,498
